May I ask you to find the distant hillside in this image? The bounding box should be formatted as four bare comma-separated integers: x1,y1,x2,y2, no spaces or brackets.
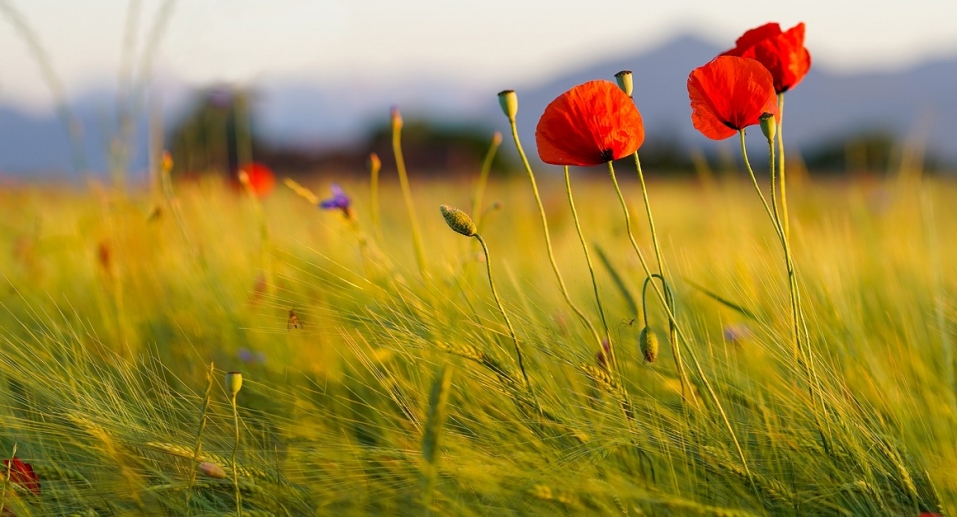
1,34,955,175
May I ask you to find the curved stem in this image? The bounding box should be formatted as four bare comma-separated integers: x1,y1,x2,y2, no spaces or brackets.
230,394,243,517
506,118,602,347
607,161,753,481
739,131,830,451
607,161,691,401
475,233,537,408
633,153,679,371
564,167,621,376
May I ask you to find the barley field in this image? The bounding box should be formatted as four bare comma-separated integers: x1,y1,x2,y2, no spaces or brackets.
0,151,954,515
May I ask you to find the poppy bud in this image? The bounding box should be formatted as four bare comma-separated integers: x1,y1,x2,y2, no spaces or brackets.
492,131,503,145
225,371,243,397
391,106,403,131
639,327,658,363
497,90,519,120
614,70,634,97
368,153,381,173
440,205,477,237
199,461,227,479
759,112,777,142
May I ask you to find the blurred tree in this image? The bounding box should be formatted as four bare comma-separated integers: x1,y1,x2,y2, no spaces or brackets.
166,87,258,178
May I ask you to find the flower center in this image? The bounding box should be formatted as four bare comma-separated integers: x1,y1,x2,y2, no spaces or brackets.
599,148,614,162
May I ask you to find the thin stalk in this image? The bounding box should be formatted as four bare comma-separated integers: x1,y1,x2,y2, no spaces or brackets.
607,160,752,482
563,166,620,378
632,152,680,378
392,116,428,277
369,155,383,243
230,393,243,517
505,117,602,347
607,161,690,401
471,132,502,229
185,362,215,515
474,233,537,409
738,131,798,358
777,94,790,239
739,130,830,452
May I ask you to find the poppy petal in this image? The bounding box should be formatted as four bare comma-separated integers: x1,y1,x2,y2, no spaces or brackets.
723,22,811,94
688,56,778,140
726,22,782,56
536,80,644,166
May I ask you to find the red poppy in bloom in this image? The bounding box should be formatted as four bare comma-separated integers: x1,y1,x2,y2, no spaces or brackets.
3,457,40,496
535,80,644,167
687,56,779,140
723,22,811,94
244,162,275,198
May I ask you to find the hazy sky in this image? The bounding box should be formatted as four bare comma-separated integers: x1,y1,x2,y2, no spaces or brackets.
2,0,957,109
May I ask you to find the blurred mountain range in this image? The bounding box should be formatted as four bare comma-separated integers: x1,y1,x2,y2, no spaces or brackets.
1,34,956,176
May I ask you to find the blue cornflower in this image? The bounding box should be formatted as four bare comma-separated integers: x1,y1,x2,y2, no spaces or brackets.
319,183,352,216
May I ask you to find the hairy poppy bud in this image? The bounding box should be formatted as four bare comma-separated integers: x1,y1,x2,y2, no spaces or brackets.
497,90,518,120
614,70,634,97
440,205,477,237
639,327,659,363
225,371,243,397
759,112,777,142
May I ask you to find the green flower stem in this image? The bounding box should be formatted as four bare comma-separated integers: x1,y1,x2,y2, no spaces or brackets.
739,130,830,451
606,160,690,400
606,159,751,482
563,167,620,375
505,117,602,348
230,393,243,517
474,233,537,409
632,152,679,374
777,94,790,239
392,120,428,278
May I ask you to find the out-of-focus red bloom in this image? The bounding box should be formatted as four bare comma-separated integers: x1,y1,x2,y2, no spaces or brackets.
3,457,40,496
243,162,275,198
687,56,779,140
535,80,644,166
723,22,811,94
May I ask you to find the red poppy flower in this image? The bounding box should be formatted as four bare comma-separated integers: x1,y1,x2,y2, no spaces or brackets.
723,22,811,94
244,162,275,198
687,56,779,140
3,457,40,496
535,80,644,167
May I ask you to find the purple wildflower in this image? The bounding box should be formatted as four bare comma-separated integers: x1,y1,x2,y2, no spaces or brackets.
319,184,351,211
319,183,355,219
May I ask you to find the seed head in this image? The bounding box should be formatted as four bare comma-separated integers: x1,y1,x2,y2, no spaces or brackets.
440,205,477,237
497,90,518,120
225,371,243,397
759,112,777,142
639,327,659,363
614,70,634,97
